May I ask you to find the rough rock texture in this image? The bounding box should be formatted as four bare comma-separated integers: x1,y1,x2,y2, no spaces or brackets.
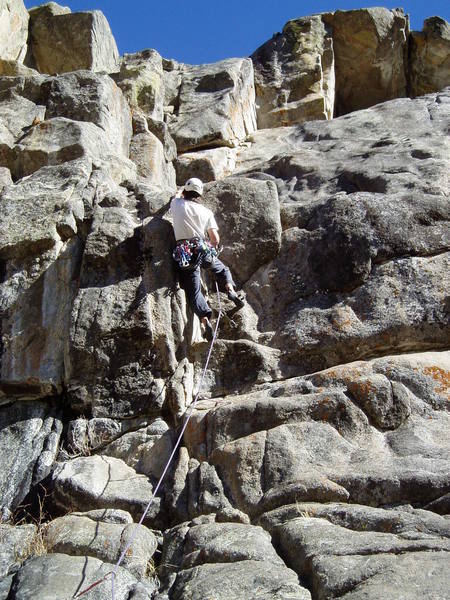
160,519,312,599
259,503,450,600
6,554,156,599
167,58,257,152
410,16,450,97
0,5,449,600
0,0,29,63
323,8,409,116
0,401,62,519
27,7,120,75
252,15,335,127
252,8,410,126
43,513,157,578
51,455,162,525
114,49,165,122
174,147,237,184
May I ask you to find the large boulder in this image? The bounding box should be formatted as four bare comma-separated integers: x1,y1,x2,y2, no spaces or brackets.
234,91,450,368
27,7,120,75
0,161,90,394
174,147,237,184
168,58,257,152
259,503,450,600
160,519,311,600
113,49,165,121
184,351,450,517
251,7,409,126
409,16,450,97
0,400,62,519
12,117,114,179
44,513,157,579
251,15,334,128
203,177,282,284
45,71,132,156
0,0,29,62
322,8,408,116
51,455,161,525
6,554,155,599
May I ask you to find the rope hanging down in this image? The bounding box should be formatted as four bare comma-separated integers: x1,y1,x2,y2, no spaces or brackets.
75,283,223,599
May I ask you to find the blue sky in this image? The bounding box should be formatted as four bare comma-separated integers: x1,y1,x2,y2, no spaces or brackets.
25,1,450,64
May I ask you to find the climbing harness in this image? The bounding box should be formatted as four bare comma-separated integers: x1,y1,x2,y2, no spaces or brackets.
172,237,218,269
74,283,223,600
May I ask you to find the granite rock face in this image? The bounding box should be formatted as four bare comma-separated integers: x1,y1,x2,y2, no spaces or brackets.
252,15,334,128
0,0,29,63
0,5,449,600
167,58,257,152
410,16,450,97
27,7,120,75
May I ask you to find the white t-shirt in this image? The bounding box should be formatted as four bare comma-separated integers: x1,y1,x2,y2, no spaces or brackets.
170,197,218,241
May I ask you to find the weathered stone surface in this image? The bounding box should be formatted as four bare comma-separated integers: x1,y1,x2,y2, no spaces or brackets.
113,49,164,121
0,0,29,62
322,8,409,116
168,58,257,152
161,520,311,599
235,92,450,368
27,8,120,75
45,71,132,156
259,503,450,600
184,351,450,517
66,212,186,418
0,524,36,577
0,165,11,190
44,513,157,578
51,455,161,524
7,553,155,599
203,176,282,284
130,129,175,187
12,118,120,179
0,401,62,518
252,15,334,128
410,16,450,97
0,88,46,143
174,147,237,184
101,419,173,479
0,161,90,392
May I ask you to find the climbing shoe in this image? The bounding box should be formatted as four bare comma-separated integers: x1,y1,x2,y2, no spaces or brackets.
201,318,214,342
227,290,245,309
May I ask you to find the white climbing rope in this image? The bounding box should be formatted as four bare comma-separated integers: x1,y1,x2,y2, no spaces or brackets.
75,283,223,599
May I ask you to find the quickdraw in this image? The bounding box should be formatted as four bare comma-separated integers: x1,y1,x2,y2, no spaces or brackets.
173,238,218,268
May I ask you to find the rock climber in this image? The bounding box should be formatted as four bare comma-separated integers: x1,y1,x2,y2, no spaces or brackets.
171,177,245,341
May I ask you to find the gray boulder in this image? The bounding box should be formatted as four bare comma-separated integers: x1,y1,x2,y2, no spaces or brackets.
161,520,311,599
203,176,282,284
183,351,450,517
0,160,90,394
7,553,156,600
51,455,161,525
168,58,257,152
0,0,29,62
174,147,237,184
0,524,36,578
0,400,62,518
45,71,132,156
252,15,334,128
260,503,450,600
410,17,450,97
322,8,408,116
66,212,186,418
27,7,120,75
114,49,165,121
44,513,157,579
251,8,409,126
